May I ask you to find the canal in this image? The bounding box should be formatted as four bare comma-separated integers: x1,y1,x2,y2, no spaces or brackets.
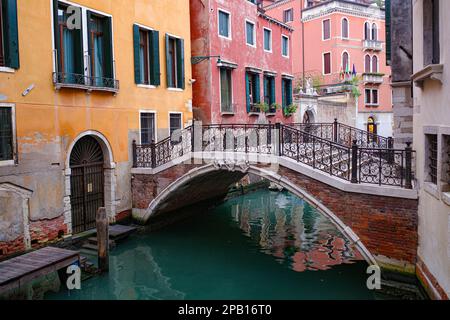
45,189,422,300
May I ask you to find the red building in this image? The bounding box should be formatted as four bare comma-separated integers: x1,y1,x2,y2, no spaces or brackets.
190,0,294,124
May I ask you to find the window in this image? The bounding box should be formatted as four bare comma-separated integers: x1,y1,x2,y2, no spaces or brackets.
140,112,155,144
426,134,438,184
245,72,260,112
281,35,289,57
367,117,377,135
165,34,185,89
342,52,349,72
444,135,450,185
371,23,378,41
365,89,379,106
322,19,331,40
169,113,182,137
246,21,255,46
133,25,160,86
0,105,14,162
283,9,293,23
0,0,19,69
365,54,371,73
218,10,230,38
263,76,276,108
372,55,378,73
88,13,114,87
282,78,293,108
423,0,440,65
364,22,370,40
264,28,272,52
220,67,233,113
323,52,331,75
342,18,349,39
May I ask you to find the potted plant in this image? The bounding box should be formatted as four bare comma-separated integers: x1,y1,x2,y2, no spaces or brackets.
283,104,298,117
268,103,281,114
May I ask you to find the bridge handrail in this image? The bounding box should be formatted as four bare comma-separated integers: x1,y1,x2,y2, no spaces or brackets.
132,123,414,189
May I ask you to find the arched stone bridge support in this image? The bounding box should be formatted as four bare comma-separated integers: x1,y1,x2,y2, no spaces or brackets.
132,162,418,274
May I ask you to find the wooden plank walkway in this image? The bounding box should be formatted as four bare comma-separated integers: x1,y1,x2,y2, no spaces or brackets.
0,247,79,295
109,224,137,241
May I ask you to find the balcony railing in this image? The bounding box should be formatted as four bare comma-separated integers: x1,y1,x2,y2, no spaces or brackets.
53,72,120,93
362,73,384,84
363,40,383,51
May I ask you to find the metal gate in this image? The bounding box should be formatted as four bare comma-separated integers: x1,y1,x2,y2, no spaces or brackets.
70,136,104,234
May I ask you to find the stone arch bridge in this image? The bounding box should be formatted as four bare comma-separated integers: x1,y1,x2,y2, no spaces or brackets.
131,122,418,273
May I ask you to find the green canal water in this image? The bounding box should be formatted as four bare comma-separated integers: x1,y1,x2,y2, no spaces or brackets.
45,189,409,300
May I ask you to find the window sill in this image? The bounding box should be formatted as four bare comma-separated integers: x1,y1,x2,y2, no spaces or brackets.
167,87,184,92
221,112,235,116
411,64,444,88
424,182,440,200
266,113,277,117
442,191,450,207
137,84,157,89
0,67,15,74
54,83,119,94
0,160,16,167
248,112,260,117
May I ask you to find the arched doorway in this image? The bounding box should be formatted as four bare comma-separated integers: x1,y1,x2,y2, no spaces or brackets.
69,136,105,234
367,116,377,135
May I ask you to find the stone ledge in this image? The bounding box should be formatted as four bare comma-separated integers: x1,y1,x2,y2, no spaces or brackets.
412,64,444,88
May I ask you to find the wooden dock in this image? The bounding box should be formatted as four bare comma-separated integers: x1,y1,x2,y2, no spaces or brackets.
0,247,80,295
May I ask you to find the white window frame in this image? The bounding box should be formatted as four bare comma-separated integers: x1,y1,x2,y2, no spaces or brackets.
263,27,272,53
371,22,379,41
139,110,158,144
341,50,350,70
322,51,332,75
219,67,234,113
281,35,289,58
50,0,116,79
245,19,256,48
341,17,349,39
0,103,16,167
283,8,294,23
363,21,371,40
168,112,183,138
135,23,156,89
218,9,232,40
322,18,331,41
371,55,379,73
364,88,379,106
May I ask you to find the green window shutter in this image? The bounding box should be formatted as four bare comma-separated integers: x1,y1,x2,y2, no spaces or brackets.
4,0,20,69
150,30,160,86
287,80,293,106
263,76,268,104
270,77,276,105
133,24,141,84
255,74,260,103
245,73,250,113
165,34,172,87
73,13,83,75
282,79,286,108
176,38,185,89
103,16,114,79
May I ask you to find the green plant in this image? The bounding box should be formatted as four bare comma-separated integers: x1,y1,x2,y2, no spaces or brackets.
347,76,361,99
269,103,281,112
255,102,270,113
283,104,298,117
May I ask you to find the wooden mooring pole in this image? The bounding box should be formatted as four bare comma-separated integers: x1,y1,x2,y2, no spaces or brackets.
96,207,109,272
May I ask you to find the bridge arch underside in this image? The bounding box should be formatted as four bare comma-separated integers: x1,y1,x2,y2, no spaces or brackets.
131,164,418,273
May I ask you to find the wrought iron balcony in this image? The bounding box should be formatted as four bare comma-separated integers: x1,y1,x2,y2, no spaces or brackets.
362,40,383,51
53,72,120,93
362,73,384,84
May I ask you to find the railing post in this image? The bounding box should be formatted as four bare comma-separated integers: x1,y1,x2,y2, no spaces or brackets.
132,140,137,168
405,142,413,189
191,123,195,152
276,123,282,156
333,118,338,143
351,140,358,183
387,136,394,164
150,140,156,169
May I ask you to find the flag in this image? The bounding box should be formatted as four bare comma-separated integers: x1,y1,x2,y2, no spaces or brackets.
352,64,357,77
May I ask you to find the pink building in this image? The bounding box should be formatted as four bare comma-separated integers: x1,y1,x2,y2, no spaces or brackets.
265,0,393,137
190,0,294,125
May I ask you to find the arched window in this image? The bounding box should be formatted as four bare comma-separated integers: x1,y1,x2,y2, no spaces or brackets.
342,18,349,39
367,117,377,136
342,52,349,72
365,55,371,73
371,23,377,41
364,22,370,40
371,55,378,73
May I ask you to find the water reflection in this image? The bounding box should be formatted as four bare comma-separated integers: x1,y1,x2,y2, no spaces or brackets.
228,190,363,272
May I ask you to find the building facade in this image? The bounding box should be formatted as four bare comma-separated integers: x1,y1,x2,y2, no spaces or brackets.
190,0,294,124
0,0,193,258
410,0,450,300
265,0,393,137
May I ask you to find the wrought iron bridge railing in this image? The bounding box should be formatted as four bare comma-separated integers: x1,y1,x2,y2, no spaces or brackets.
132,122,415,189
53,72,120,93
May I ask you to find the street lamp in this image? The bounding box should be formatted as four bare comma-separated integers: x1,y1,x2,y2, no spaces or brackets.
191,55,221,65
